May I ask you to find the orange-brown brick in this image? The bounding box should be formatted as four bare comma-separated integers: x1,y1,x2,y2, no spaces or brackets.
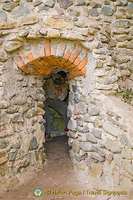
45,39,51,57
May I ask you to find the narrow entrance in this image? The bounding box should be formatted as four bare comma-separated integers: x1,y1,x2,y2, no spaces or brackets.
43,68,69,137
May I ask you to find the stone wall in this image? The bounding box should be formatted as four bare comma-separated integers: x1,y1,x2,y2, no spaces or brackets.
0,0,133,197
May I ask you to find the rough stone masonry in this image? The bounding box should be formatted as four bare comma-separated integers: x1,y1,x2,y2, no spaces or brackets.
0,0,133,198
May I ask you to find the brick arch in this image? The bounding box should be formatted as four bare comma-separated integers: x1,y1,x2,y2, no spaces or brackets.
14,39,88,79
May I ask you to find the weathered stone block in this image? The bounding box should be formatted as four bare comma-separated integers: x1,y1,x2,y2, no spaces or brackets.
21,16,39,25
0,139,9,149
0,10,7,21
88,106,100,116
37,107,45,115
80,142,93,152
12,5,30,17
33,0,42,7
25,109,37,119
91,128,102,139
92,146,105,157
105,139,121,153
12,114,24,123
58,0,73,9
8,150,17,162
76,0,86,6
102,121,120,137
11,142,21,149
86,134,98,144
67,132,77,139
89,8,99,17
101,6,113,16
45,0,55,8
128,61,133,71
113,154,122,167
112,19,130,28
128,3,133,14
29,137,38,150
68,119,77,130
4,41,23,52
75,153,87,162
0,113,9,126
122,160,133,175
44,17,73,30
2,2,18,12
72,142,80,153
121,147,132,159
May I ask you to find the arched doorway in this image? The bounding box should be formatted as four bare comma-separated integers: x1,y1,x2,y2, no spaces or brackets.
0,38,96,191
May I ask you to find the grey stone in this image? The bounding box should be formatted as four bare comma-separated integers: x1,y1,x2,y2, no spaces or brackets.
29,152,37,165
76,102,87,114
86,134,98,144
113,19,130,29
76,125,89,133
101,6,113,16
102,121,120,137
128,3,133,14
76,0,86,6
0,49,8,62
91,128,102,139
11,142,21,149
88,106,100,116
72,142,80,153
113,154,122,167
39,28,47,35
121,147,132,159
128,61,133,71
45,0,55,8
41,124,45,132
4,41,23,53
104,0,110,5
0,139,9,149
29,137,38,150
33,0,42,7
0,10,7,21
68,119,77,131
105,139,121,153
96,61,103,68
89,9,99,17
38,4,48,11
122,160,133,175
80,142,93,152
121,133,132,147
12,5,30,17
25,109,37,119
12,114,24,123
2,2,18,12
67,132,77,139
91,146,105,157
19,30,29,37
116,0,128,6
91,153,105,162
0,113,9,126
8,151,17,162
58,0,73,9
6,106,18,114
11,95,28,105
75,153,87,162
80,143,105,157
